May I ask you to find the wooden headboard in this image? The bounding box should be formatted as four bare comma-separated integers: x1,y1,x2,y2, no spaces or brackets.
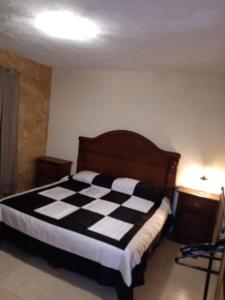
77,130,181,197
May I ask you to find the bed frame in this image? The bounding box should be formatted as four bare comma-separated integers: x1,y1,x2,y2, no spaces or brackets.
78,130,180,198
0,130,181,300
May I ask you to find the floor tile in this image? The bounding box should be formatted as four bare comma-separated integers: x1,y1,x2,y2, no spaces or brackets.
0,286,21,300
0,249,24,282
36,278,116,300
40,267,117,300
0,262,56,300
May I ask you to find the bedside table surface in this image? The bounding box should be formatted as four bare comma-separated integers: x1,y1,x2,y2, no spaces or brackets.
37,156,72,165
178,186,220,202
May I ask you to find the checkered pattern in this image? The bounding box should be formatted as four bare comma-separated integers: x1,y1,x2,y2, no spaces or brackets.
2,171,163,249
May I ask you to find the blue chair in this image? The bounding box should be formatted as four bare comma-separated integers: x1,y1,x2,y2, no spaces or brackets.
175,187,225,300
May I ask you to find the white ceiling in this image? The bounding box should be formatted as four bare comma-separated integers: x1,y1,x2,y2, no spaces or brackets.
0,0,225,73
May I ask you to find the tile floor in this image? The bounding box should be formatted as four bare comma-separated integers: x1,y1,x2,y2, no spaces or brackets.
0,238,223,300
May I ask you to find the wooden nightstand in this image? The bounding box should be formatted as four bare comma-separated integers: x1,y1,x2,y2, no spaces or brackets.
36,156,72,187
174,187,222,244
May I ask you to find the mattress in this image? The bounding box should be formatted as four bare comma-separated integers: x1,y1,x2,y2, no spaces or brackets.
0,171,171,287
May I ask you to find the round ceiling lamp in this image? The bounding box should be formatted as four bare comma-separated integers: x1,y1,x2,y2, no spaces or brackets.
34,11,100,41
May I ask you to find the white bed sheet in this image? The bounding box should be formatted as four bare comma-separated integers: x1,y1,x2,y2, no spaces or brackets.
0,179,171,287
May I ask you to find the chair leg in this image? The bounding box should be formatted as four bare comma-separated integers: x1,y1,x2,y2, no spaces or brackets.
223,275,225,300
203,254,214,300
213,250,225,300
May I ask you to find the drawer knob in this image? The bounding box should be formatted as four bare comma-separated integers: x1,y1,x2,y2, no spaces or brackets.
193,202,201,208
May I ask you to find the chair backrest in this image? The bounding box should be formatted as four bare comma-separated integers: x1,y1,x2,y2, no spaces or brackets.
213,187,225,242
213,188,225,300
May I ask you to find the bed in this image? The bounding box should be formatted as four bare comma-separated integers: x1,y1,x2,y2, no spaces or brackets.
0,130,180,300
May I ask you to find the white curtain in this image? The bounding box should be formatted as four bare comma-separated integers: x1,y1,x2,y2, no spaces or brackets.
0,66,19,197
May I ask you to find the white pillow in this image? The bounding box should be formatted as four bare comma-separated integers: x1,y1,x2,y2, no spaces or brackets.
112,177,139,195
73,170,99,184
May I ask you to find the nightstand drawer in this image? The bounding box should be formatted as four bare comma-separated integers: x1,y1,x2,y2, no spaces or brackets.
174,187,221,244
37,162,58,178
179,193,215,214
36,176,56,187
175,212,209,242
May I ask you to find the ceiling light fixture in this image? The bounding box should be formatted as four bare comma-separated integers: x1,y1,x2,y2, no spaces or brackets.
34,11,100,41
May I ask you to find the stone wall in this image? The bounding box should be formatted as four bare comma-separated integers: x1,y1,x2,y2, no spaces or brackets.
0,48,52,191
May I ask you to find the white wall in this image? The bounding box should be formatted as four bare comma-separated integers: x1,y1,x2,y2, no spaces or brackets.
47,70,225,194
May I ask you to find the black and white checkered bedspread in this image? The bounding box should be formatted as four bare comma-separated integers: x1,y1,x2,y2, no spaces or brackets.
1,171,163,250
